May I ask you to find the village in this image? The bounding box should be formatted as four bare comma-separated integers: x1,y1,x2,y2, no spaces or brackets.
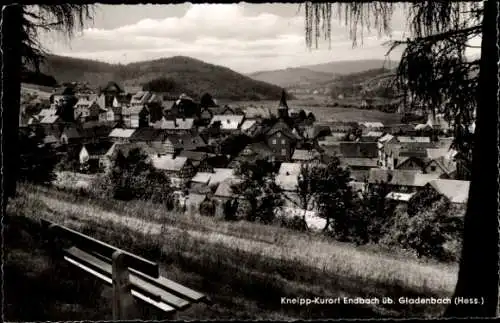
20,80,471,230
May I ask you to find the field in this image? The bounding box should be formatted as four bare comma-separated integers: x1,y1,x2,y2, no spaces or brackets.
5,183,459,320
224,99,402,124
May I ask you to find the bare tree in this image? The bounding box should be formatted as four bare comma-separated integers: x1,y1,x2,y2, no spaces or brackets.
1,4,94,214
302,1,498,317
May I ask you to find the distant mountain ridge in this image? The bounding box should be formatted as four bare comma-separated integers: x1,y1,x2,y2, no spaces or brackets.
248,59,398,89
37,55,286,100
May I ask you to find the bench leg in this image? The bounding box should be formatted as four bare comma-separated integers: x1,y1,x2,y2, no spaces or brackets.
112,251,138,320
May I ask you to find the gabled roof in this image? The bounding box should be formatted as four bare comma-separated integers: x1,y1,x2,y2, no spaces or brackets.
265,120,300,140
82,142,114,156
178,150,210,162
396,136,431,143
153,117,195,130
62,125,82,139
339,142,378,158
105,142,158,159
109,128,136,138
40,115,60,124
244,106,272,119
214,178,241,198
209,115,244,130
378,133,394,143
151,155,189,172
431,156,457,175
240,120,257,131
191,172,212,185
428,179,470,204
341,157,379,168
101,81,124,94
275,162,302,191
122,105,146,115
130,127,165,142
292,149,321,161
365,131,384,138
359,122,384,128
385,192,416,202
167,134,206,151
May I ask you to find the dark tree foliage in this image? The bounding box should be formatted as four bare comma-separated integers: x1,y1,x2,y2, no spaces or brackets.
18,130,58,185
142,77,178,92
231,159,282,223
303,1,499,316
108,149,173,205
407,184,443,216
312,158,353,235
2,4,94,214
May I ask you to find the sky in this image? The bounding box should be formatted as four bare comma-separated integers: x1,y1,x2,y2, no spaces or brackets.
39,3,480,74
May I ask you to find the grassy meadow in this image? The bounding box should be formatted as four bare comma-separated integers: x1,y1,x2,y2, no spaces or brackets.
5,183,459,320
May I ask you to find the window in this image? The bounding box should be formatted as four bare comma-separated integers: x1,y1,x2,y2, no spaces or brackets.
430,165,437,172
272,139,277,145
281,149,287,156
281,139,286,145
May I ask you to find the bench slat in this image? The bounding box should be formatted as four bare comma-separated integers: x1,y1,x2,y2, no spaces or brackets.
87,249,208,304
64,247,191,310
65,255,176,313
42,219,159,278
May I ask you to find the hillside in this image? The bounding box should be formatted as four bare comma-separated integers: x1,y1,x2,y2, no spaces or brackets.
248,67,335,88
38,55,286,100
302,59,398,75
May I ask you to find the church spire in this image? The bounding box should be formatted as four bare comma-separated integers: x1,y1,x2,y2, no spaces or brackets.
278,89,289,110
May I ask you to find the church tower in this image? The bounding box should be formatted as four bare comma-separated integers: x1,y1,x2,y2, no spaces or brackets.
277,89,289,119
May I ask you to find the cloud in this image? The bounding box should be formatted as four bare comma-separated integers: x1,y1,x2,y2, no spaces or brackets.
41,3,406,73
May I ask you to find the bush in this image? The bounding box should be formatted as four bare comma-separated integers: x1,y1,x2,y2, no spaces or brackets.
278,215,308,232
93,148,174,206
381,198,464,262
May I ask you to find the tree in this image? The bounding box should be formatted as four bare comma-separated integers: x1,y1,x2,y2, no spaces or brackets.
1,4,94,215
18,129,58,185
292,162,321,231
303,1,499,316
231,159,280,223
312,158,354,235
107,148,173,204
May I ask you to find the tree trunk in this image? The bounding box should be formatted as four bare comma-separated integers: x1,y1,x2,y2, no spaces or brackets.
1,4,23,216
444,0,499,317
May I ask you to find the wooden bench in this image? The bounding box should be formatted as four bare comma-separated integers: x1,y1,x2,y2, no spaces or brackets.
41,219,210,319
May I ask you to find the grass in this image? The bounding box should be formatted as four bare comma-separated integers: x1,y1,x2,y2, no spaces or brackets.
6,183,459,319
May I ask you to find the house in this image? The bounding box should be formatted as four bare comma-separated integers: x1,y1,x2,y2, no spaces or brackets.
79,142,114,171
168,94,200,119
109,128,136,143
264,120,301,161
60,125,82,145
394,156,429,172
99,81,124,97
318,134,347,145
240,120,260,137
341,157,379,182
425,179,470,205
213,177,241,212
122,105,149,128
367,169,441,193
130,91,154,106
74,96,100,122
318,121,358,133
100,106,123,123
167,134,206,152
177,150,214,171
396,136,431,144
358,122,384,134
190,168,235,194
302,124,332,140
424,156,457,178
151,155,195,188
209,115,245,131
79,125,115,144
229,142,274,167
129,127,166,144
